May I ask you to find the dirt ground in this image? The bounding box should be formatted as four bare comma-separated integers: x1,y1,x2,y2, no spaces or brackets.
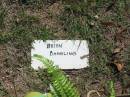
0,0,130,97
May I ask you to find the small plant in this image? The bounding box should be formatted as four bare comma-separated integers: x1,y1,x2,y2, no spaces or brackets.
108,80,115,97
0,7,6,29
33,54,80,97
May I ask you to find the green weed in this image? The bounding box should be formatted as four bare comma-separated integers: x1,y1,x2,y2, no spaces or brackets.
0,81,10,97
108,80,115,97
0,7,6,29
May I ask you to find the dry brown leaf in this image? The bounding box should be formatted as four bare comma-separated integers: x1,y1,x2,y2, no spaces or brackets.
115,63,124,71
113,48,122,53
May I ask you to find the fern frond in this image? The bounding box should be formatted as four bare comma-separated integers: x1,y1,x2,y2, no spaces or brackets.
33,54,80,97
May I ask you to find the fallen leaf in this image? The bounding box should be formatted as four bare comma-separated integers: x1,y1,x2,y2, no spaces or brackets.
114,63,124,71
113,48,122,53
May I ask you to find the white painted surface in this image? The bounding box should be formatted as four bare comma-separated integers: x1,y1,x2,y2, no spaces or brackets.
31,40,89,70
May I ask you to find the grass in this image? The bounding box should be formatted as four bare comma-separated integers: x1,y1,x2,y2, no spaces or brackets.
0,81,10,97
0,7,54,97
60,0,130,79
0,7,6,29
60,4,114,78
0,9,54,44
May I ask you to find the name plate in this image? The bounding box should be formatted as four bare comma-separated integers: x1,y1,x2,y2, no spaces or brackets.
31,40,89,69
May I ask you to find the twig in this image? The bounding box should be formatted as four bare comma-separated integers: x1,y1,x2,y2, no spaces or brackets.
87,90,101,97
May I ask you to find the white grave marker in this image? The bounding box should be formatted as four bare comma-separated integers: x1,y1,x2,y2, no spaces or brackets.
31,40,89,70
